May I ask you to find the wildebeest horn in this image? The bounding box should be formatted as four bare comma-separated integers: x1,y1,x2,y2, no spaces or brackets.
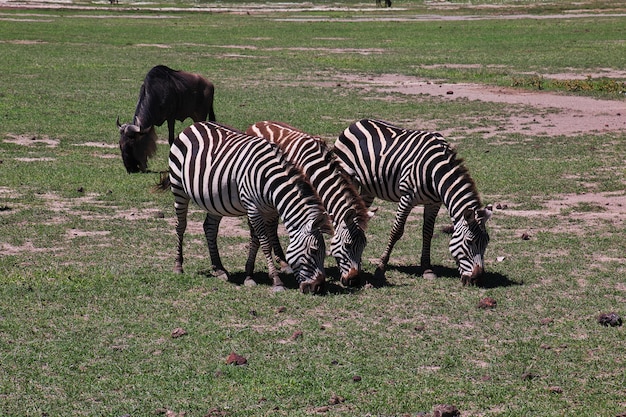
116,116,121,128
126,124,141,134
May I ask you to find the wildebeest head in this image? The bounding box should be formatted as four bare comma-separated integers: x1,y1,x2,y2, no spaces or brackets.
117,117,158,173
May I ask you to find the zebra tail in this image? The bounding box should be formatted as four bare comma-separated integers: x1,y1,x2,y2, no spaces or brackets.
153,170,171,193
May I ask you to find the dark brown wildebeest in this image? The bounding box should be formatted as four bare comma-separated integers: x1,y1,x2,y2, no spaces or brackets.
117,65,216,173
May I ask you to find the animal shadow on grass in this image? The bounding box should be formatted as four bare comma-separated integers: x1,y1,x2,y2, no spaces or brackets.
197,269,352,295
385,264,520,288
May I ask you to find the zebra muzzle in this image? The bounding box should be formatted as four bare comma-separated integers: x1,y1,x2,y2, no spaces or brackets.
340,267,360,287
299,273,326,295
461,264,484,286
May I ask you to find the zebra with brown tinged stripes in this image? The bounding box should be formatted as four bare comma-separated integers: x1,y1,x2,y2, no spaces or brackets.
246,121,371,287
334,119,492,285
163,121,333,294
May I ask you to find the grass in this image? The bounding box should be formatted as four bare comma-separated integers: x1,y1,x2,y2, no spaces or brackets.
1,1,626,416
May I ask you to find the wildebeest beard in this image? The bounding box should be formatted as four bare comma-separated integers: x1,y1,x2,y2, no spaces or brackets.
118,122,158,173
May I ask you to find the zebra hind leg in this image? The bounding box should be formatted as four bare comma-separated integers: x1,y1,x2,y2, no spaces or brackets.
173,196,190,274
202,214,230,280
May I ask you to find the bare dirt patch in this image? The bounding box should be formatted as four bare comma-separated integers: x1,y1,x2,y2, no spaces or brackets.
334,73,626,137
3,134,59,147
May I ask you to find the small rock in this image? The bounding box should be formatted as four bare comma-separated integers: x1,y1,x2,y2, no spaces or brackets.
352,375,362,382
446,90,454,95
548,386,563,394
540,318,554,325
521,372,538,381
277,306,287,313
433,404,460,417
77,186,84,193
226,352,247,366
478,297,497,309
291,330,303,340
171,327,187,338
329,394,345,405
598,312,622,327
521,233,531,240
315,406,330,413
154,211,165,219
249,309,257,317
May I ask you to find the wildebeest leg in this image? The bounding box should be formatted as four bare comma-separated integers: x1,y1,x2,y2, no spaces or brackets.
174,196,190,274
202,214,230,279
208,106,216,122
374,194,414,281
248,212,285,292
421,203,441,279
167,119,176,145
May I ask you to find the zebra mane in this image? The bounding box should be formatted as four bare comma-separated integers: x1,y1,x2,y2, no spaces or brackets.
322,144,370,230
270,132,370,231
268,141,333,231
442,144,483,209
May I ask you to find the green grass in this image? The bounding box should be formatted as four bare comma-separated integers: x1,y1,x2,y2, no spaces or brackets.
1,1,626,416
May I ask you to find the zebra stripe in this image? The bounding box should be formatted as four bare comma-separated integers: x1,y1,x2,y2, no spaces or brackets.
246,121,370,287
167,121,332,293
334,119,492,285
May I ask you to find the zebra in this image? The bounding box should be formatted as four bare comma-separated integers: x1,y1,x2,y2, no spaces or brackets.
163,121,333,294
246,121,371,287
333,119,492,286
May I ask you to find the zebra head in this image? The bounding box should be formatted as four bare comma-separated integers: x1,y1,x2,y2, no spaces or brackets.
286,213,333,294
449,205,492,285
330,209,368,287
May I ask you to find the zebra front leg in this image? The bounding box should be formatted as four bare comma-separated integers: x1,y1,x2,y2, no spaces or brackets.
374,196,414,281
174,196,190,274
202,214,230,280
421,203,442,279
248,212,286,292
266,215,292,274
244,222,260,287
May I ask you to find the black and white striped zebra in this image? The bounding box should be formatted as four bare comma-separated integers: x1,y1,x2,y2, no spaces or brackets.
334,119,492,285
165,121,333,293
246,121,371,287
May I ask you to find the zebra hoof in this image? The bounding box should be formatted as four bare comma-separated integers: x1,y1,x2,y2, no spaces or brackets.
213,269,230,281
422,269,437,280
374,266,386,282
272,285,286,293
243,277,257,287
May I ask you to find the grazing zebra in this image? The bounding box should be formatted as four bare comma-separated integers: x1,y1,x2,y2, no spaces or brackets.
246,121,371,287
334,119,492,285
164,121,333,293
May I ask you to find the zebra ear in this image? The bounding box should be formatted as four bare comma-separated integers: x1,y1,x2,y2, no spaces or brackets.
463,208,475,224
343,208,356,226
478,205,493,224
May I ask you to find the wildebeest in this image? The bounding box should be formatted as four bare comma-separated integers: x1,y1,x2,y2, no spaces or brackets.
117,65,216,173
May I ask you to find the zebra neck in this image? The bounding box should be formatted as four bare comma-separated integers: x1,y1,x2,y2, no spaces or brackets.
437,165,481,223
